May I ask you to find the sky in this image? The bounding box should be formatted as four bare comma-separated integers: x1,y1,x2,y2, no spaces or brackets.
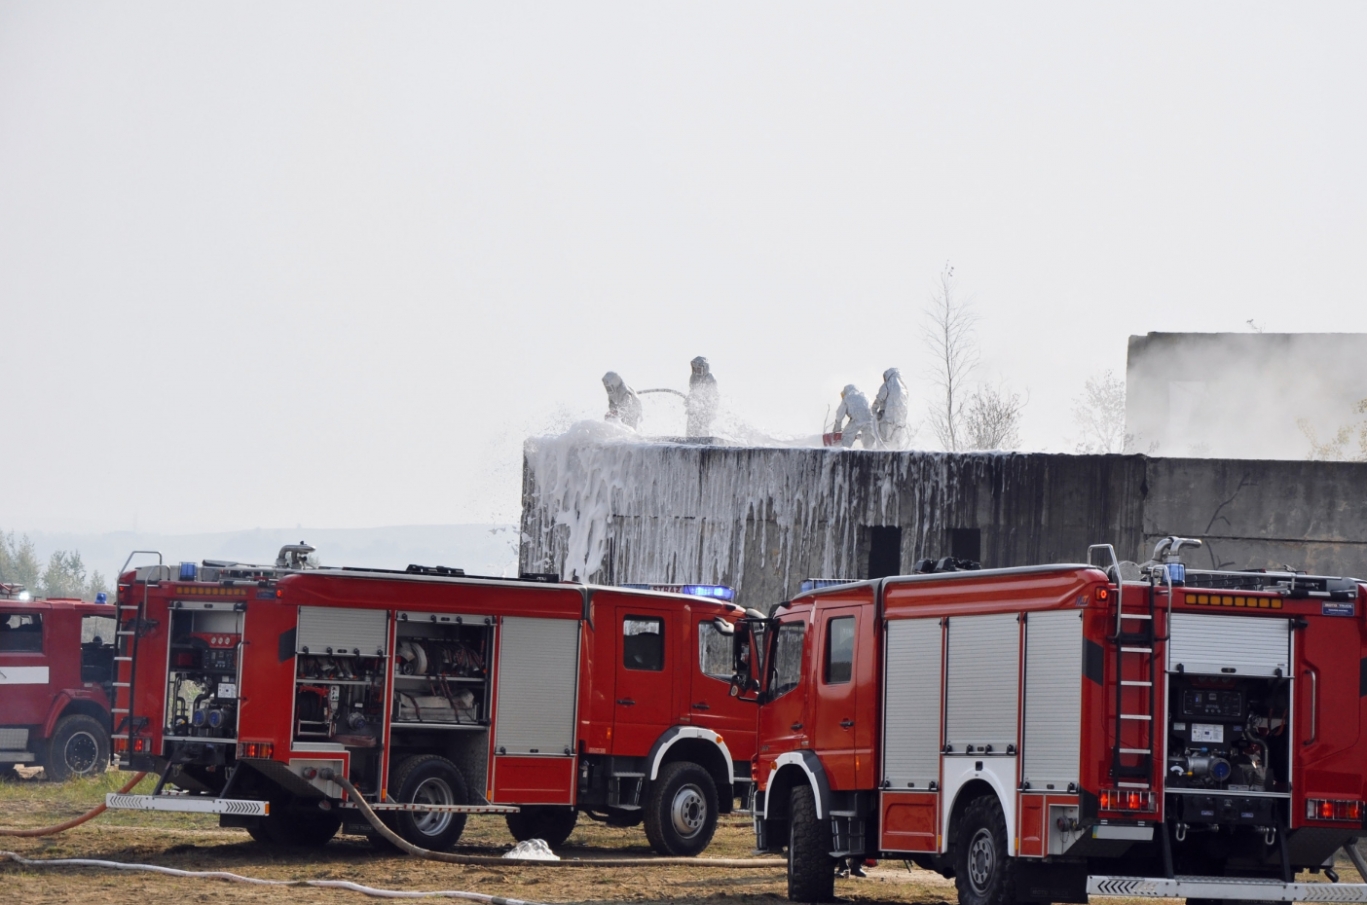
2,3,1366,534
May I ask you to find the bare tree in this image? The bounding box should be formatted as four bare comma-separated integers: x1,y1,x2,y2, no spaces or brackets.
963,384,1024,450
1072,370,1131,453
922,264,978,452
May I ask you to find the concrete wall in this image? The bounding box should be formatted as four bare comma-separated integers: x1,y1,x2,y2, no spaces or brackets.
520,439,1367,608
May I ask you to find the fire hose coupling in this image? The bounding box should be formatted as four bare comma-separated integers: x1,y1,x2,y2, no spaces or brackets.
317,767,336,781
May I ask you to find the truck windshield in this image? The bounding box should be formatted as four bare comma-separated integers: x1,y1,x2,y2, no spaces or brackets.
769,622,805,698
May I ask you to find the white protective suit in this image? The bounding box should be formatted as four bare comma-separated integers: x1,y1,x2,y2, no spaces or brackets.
872,367,910,449
602,372,643,429
685,356,720,438
833,384,875,448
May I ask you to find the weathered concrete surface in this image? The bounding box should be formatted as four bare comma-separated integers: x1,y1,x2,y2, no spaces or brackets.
1143,457,1367,575
520,441,1367,607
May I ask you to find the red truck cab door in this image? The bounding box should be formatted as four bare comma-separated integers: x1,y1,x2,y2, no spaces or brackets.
0,607,51,729
758,615,811,779
811,606,871,790
611,605,675,754
690,615,757,761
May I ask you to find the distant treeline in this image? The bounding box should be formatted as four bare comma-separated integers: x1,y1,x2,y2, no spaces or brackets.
0,531,109,599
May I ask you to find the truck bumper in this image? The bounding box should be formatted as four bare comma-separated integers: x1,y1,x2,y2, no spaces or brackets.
1089,875,1367,902
106,793,270,816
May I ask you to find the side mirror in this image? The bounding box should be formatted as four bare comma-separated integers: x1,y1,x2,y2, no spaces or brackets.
711,617,735,636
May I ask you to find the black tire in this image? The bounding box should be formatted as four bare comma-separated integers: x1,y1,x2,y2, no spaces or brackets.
954,795,1015,905
44,714,109,782
787,781,834,902
254,808,342,847
643,761,719,857
505,806,579,847
388,755,469,851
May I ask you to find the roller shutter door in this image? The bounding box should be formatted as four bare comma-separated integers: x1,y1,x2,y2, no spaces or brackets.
883,617,943,789
297,606,388,657
1168,613,1290,677
1022,609,1082,789
945,613,1019,753
494,617,580,755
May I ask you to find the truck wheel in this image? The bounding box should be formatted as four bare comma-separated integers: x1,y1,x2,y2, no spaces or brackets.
505,806,579,847
954,795,1015,905
389,755,469,852
787,781,834,902
643,761,718,856
44,714,109,782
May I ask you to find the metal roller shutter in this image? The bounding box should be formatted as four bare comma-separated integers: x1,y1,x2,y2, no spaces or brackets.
297,606,388,657
1022,609,1082,788
494,617,580,755
1168,613,1290,677
883,618,943,789
945,613,1019,753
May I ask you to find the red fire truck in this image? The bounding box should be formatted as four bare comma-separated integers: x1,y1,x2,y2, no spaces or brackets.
106,548,756,855
0,584,116,781
741,538,1367,903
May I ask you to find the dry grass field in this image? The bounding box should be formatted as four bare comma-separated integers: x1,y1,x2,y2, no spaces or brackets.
4,771,1359,905
0,770,963,905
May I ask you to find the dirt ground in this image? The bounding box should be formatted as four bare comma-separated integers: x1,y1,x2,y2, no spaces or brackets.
0,770,963,905
3,771,1356,905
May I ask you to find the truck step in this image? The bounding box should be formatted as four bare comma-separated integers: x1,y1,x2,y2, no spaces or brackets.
1120,646,1153,653
1120,680,1153,687
1119,714,1152,720
1089,874,1367,902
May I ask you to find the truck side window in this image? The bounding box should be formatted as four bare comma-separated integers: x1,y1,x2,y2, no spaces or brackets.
623,616,664,671
0,613,43,652
698,621,732,680
823,616,854,684
770,623,805,698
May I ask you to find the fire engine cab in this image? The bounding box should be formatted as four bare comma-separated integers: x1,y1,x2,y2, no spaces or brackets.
107,548,756,856
0,584,115,781
740,537,1367,903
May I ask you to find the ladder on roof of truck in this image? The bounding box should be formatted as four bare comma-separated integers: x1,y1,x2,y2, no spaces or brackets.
110,552,163,753
1090,546,1158,784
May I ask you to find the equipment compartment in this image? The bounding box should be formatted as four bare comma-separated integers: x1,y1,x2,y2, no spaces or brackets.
1166,674,1289,796
391,615,492,727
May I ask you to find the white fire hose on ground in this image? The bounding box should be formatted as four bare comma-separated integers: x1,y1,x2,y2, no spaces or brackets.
332,772,784,868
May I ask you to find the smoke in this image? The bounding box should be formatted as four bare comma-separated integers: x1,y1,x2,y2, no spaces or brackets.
1124,333,1367,460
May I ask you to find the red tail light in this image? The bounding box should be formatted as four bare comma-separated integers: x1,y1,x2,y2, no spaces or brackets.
1100,788,1157,812
113,737,128,754
237,741,275,759
130,737,149,754
1307,799,1362,822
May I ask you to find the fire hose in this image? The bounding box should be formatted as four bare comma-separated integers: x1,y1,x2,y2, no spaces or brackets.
0,851,550,903
0,772,147,837
332,772,784,869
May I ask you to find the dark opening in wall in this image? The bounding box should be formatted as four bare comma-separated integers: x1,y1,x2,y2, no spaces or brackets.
950,527,982,563
867,527,903,579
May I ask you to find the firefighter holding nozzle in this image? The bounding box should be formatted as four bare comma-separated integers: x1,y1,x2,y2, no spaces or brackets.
602,371,643,429
685,356,719,438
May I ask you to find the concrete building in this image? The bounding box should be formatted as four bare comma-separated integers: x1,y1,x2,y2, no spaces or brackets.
519,438,1367,607
1126,332,1367,459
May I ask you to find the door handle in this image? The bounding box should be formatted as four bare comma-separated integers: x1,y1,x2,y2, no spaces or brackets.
1304,667,1318,746
840,719,854,729
616,698,635,706
692,702,710,711
790,722,803,731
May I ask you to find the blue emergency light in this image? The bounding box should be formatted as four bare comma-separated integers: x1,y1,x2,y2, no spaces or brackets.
620,583,735,602
179,562,198,581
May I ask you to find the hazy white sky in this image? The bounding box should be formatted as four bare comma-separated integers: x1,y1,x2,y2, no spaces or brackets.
3,3,1365,534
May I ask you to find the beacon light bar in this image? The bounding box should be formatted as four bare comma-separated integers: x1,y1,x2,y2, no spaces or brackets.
620,583,736,601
